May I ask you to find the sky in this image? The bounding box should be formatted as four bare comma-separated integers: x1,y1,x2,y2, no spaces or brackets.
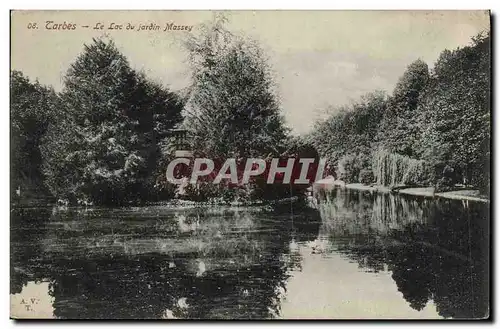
11,10,490,134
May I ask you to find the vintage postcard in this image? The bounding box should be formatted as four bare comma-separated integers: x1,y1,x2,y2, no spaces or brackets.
10,10,490,320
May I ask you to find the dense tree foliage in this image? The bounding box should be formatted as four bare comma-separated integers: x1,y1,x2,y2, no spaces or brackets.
40,38,183,205
308,91,387,180
376,59,430,157
175,16,295,201
183,16,288,159
11,22,297,205
11,71,58,201
309,32,490,193
417,33,490,192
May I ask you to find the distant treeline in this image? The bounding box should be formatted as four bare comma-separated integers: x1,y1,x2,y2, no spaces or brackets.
307,32,490,194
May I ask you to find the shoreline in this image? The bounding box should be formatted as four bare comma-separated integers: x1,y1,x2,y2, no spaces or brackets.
11,195,306,210
314,178,489,203
12,179,489,209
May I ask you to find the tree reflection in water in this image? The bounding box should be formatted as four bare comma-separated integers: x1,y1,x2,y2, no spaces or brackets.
10,206,321,319
11,190,488,319
315,188,489,319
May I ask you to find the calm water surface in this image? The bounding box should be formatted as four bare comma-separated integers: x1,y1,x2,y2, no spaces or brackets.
10,188,489,319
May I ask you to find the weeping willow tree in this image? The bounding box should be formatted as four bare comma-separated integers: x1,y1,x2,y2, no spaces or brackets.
372,149,432,187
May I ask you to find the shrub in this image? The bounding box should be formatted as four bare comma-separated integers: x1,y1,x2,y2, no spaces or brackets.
402,160,433,186
435,165,456,192
435,177,454,192
338,153,371,184
359,169,374,185
338,154,357,183
181,181,218,202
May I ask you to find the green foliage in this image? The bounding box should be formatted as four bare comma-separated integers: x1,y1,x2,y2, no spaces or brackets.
183,17,288,159
417,32,490,193
372,149,432,187
359,169,374,185
435,165,456,192
178,178,258,204
13,27,490,205
309,91,387,167
182,181,219,202
338,153,371,184
10,71,58,199
376,59,429,157
180,17,298,203
40,38,183,205
310,32,490,193
284,135,319,159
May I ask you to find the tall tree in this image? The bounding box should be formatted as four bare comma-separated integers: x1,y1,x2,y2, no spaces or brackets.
10,71,58,200
41,38,183,204
309,91,387,167
183,15,288,159
376,59,430,157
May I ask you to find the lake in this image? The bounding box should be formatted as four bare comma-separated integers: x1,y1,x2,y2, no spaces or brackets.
10,187,490,319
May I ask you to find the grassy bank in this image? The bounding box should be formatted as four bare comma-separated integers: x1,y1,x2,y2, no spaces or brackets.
314,177,489,203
